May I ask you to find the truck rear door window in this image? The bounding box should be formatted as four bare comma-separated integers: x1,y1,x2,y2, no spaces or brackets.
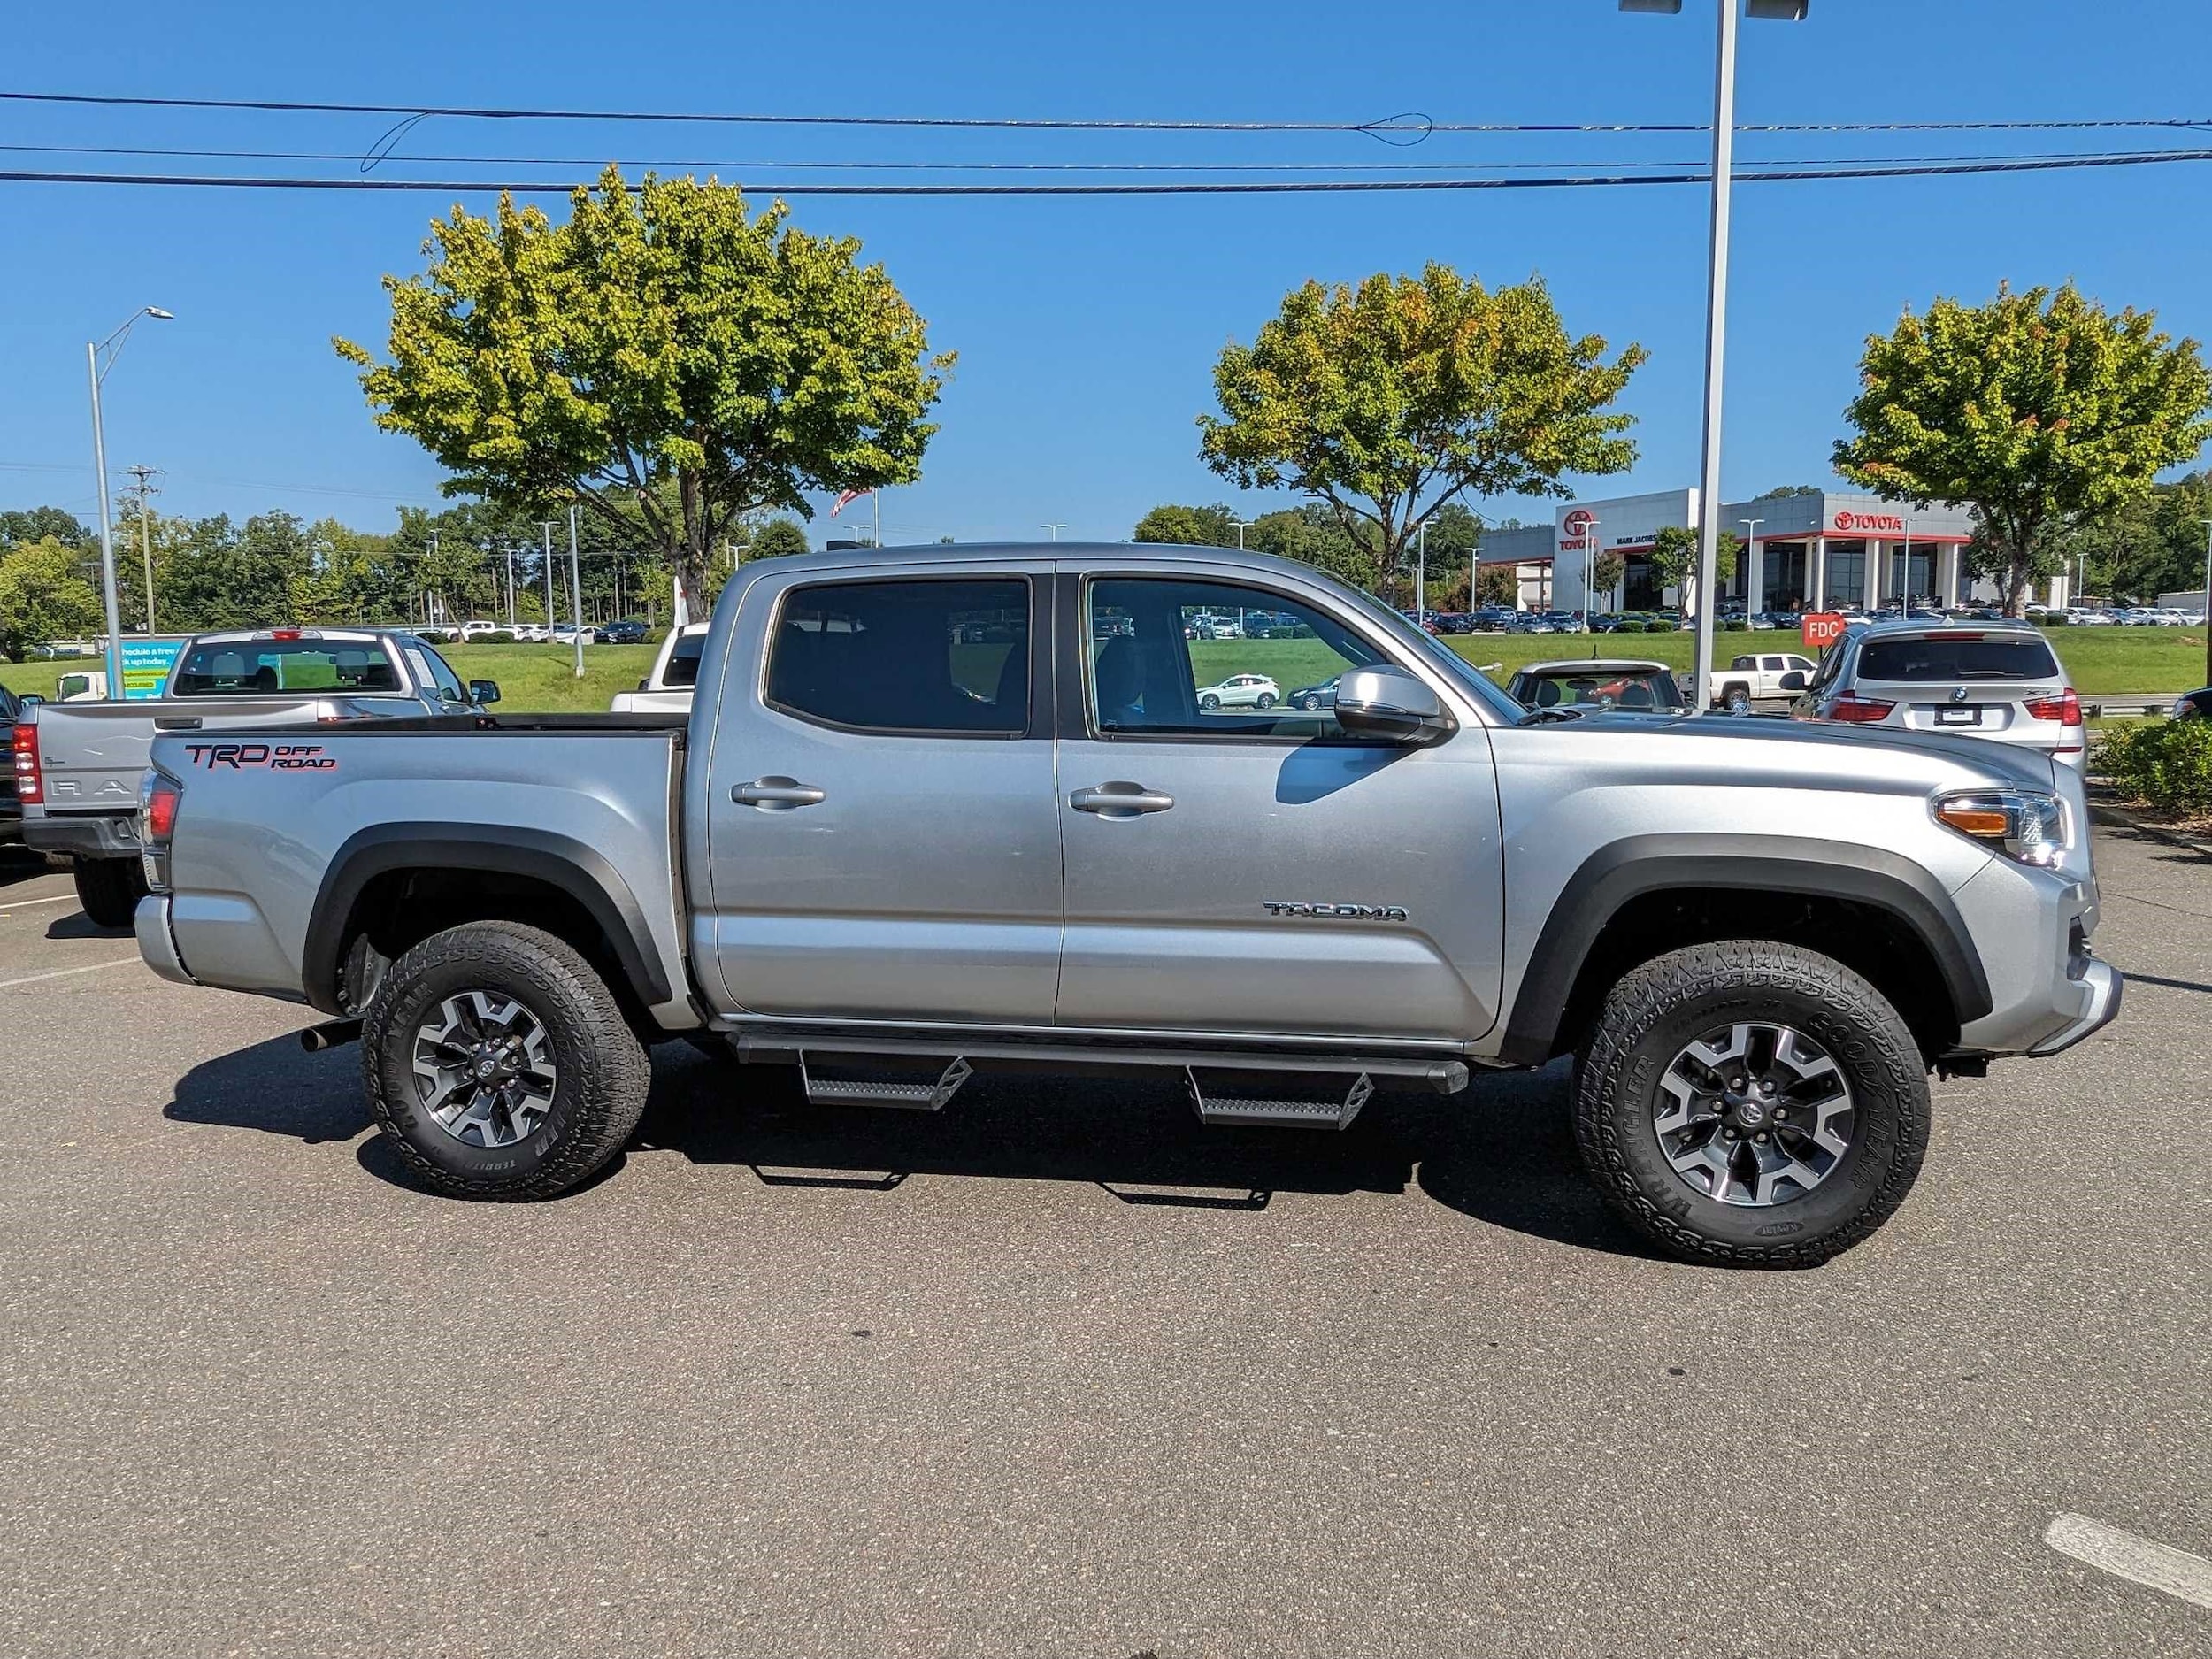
1858,635,2059,682
170,640,401,695
767,579,1031,735
664,634,707,688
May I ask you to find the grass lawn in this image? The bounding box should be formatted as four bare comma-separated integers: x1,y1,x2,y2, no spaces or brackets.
5,628,2200,711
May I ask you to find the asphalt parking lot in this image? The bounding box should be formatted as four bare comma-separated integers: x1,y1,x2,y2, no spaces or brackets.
2,827,2207,1658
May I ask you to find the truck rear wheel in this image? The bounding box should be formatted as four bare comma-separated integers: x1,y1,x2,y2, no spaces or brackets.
74,857,147,928
362,920,649,1201
1573,941,1929,1267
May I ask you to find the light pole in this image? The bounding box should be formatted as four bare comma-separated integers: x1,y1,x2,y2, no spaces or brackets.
568,506,586,679
1622,0,1808,713
2200,518,2212,684
86,305,173,695
1041,522,1067,542
1232,518,1249,551
541,522,558,641
1416,522,1429,628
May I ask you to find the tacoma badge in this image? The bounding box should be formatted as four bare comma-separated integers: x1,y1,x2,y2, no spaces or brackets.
1263,901,1409,921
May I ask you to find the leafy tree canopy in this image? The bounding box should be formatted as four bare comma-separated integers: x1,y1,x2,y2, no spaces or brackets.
1133,503,1240,547
1198,265,1644,571
0,506,94,552
750,518,811,560
337,167,951,615
1647,525,1741,611
0,536,104,660
1834,280,2212,615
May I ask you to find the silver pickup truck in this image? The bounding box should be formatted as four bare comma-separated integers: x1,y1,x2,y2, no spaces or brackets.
19,627,496,924
131,544,2119,1266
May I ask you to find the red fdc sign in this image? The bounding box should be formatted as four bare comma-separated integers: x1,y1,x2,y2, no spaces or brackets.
1801,612,1849,650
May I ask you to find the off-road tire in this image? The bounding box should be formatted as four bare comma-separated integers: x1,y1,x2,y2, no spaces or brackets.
362,920,649,1201
74,856,147,928
1573,940,1929,1268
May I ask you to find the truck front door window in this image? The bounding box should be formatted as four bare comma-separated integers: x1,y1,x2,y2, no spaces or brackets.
1085,578,1386,741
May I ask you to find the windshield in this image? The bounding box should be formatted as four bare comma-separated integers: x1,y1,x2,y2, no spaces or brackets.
1333,583,1528,724
1523,667,1685,711
1859,634,2059,683
169,638,402,696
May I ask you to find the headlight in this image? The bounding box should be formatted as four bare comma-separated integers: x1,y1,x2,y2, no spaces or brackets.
1933,787,2067,867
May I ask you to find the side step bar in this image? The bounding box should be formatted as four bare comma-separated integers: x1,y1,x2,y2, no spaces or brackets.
797,1053,973,1112
1187,1068,1372,1131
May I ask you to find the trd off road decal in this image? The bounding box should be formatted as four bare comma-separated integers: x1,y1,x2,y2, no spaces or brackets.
183,742,338,772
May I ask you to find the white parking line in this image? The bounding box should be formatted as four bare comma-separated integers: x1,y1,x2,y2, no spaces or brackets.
0,894,72,912
2046,1513,2212,1610
0,957,140,990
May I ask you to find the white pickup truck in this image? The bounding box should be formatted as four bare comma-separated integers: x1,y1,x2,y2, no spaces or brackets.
608,624,710,714
1708,649,1819,714
18,627,496,924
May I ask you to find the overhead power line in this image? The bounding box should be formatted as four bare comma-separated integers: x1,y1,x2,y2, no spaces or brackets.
3,88,2210,136
0,141,2193,174
4,149,2212,196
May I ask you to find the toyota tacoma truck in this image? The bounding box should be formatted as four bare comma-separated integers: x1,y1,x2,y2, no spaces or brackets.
129,544,2119,1266
17,627,498,925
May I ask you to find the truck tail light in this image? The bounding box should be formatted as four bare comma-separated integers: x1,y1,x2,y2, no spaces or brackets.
11,718,42,804
1828,695,1896,723
139,769,181,893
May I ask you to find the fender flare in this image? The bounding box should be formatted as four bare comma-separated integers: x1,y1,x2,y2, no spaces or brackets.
1497,833,1993,1064
302,822,674,1016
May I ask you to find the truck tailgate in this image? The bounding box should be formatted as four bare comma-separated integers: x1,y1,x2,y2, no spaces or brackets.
30,696,351,823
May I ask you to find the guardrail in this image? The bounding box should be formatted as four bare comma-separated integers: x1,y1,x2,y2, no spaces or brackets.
2081,696,2177,718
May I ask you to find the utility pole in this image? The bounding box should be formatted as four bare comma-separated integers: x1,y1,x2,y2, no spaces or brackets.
426,531,439,626
2200,518,2212,686
568,506,586,679
505,541,517,630
124,465,160,634
1416,522,1428,629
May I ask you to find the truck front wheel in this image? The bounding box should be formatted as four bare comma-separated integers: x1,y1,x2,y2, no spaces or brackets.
74,857,148,929
1573,941,1929,1267
362,920,649,1201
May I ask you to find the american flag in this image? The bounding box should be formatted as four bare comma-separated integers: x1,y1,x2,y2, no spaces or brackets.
830,489,871,518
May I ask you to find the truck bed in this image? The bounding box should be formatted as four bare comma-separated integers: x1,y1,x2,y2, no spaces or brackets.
148,718,696,1026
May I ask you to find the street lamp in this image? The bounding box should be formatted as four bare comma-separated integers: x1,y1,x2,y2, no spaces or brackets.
1622,0,1808,713
1041,522,1067,542
87,305,173,696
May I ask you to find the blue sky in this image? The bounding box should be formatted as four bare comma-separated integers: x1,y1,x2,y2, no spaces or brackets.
4,0,2208,547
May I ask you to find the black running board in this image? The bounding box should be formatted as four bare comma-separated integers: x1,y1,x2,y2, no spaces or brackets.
1186,1067,1373,1131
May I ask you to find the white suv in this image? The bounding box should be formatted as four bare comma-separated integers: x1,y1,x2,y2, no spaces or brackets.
1791,620,2085,770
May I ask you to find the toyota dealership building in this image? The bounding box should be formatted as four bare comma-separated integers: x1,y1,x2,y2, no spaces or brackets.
1478,488,2070,613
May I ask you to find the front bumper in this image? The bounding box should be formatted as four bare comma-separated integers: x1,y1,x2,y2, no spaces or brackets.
2026,957,2123,1056
134,895,196,988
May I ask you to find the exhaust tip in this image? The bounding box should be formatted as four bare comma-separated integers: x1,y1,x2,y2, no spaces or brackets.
300,1018,363,1053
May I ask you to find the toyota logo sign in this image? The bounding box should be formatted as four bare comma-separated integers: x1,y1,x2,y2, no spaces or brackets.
1834,510,1906,534
1563,509,1594,535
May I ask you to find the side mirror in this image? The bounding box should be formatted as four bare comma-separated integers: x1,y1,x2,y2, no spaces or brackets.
468,680,502,705
17,693,40,708
1333,665,1450,744
637,678,650,691
1778,670,1808,692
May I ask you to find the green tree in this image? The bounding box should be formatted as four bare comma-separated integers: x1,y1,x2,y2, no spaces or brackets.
1834,281,2212,618
156,511,315,632
750,518,811,561
0,536,104,661
1132,503,1239,547
1474,564,1519,606
337,166,951,617
1647,525,1741,614
2047,472,2212,603
1590,549,1626,603
1246,503,1379,589
1197,265,1644,574
0,507,95,552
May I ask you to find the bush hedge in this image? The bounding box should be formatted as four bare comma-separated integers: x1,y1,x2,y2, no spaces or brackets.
1613,619,1647,634
2034,612,2070,626
2098,717,2212,817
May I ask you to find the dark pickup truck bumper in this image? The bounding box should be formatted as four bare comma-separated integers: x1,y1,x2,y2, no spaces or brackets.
23,810,138,858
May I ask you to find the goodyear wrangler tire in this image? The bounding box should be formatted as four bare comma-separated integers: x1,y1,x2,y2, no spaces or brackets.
363,920,649,1201
1573,941,1930,1268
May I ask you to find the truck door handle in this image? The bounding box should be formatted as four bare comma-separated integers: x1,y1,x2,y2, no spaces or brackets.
1071,782,1175,816
732,777,826,810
